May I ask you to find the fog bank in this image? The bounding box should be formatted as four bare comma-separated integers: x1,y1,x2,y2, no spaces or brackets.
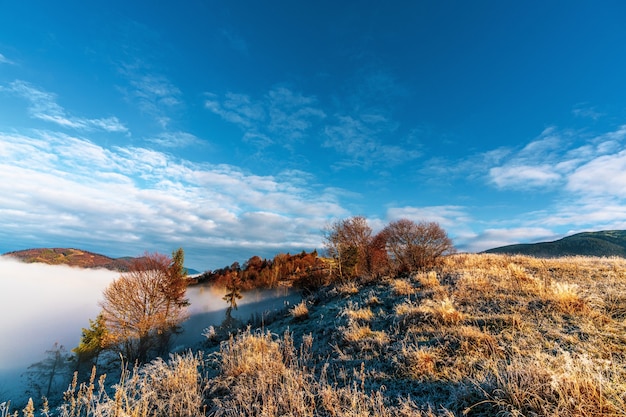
0,258,119,371
0,258,299,404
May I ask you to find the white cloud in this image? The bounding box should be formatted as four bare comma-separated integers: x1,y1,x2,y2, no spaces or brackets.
386,205,471,231
486,124,626,192
204,87,326,148
572,103,602,120
0,131,347,269
0,53,15,65
566,150,626,198
486,129,569,189
489,164,561,189
205,92,265,128
147,131,204,148
458,227,558,253
477,124,626,251
323,114,420,169
3,80,128,133
118,63,183,128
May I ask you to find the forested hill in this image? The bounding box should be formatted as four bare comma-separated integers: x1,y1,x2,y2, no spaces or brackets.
2,248,140,271
483,230,626,258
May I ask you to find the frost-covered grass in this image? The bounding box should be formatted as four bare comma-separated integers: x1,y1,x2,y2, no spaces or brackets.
4,253,626,416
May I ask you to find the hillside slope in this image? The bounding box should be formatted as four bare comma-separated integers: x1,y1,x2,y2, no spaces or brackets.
4,253,626,416
2,248,136,271
484,230,626,257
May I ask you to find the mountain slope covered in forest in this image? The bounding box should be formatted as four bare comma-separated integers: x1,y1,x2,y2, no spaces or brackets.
484,230,626,257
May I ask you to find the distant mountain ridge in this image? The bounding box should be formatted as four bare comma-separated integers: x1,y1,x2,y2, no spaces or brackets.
2,247,201,274
484,230,626,258
2,248,138,271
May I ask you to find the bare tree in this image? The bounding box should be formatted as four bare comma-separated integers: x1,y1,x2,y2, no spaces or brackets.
25,343,72,402
324,216,373,279
382,220,455,273
99,251,189,363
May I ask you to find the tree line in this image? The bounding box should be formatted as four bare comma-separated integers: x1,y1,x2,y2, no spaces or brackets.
195,249,328,291
74,217,453,368
198,217,455,290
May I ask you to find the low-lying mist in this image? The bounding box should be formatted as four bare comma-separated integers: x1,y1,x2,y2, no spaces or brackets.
0,258,118,402
0,258,299,404
0,258,118,371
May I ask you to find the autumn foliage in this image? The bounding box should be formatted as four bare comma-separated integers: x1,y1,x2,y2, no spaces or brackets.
197,249,328,291
97,249,189,363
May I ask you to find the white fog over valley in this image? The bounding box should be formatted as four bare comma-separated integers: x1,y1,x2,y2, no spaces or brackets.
0,258,299,405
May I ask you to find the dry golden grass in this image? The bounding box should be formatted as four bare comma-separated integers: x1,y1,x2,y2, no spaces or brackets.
469,352,626,417
421,297,465,325
365,294,382,306
342,322,389,346
397,344,440,379
344,304,375,322
290,300,309,320
54,352,206,417
415,270,441,289
394,299,422,318
9,253,626,417
391,278,416,295
212,329,400,417
547,282,589,314
335,280,359,295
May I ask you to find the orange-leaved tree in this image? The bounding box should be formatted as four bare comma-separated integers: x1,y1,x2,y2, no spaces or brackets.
99,249,189,363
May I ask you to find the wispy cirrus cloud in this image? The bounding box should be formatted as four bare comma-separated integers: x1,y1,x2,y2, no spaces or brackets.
572,103,602,120
488,125,626,246
486,125,626,191
0,53,15,65
205,87,325,148
118,63,182,128
220,28,248,55
204,71,421,169
2,80,128,133
146,131,204,148
567,150,626,198
0,131,347,268
490,164,562,189
322,69,421,169
205,92,265,129
487,128,569,190
323,113,421,169
416,123,626,252
386,205,471,231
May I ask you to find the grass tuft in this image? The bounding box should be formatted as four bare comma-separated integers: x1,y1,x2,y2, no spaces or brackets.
290,300,309,320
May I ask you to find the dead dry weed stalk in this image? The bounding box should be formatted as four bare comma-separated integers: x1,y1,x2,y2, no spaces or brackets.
57,351,206,417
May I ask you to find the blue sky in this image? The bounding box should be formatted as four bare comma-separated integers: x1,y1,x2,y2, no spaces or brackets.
2,1,626,270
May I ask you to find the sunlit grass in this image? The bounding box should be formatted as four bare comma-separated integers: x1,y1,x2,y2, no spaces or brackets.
6,253,626,416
